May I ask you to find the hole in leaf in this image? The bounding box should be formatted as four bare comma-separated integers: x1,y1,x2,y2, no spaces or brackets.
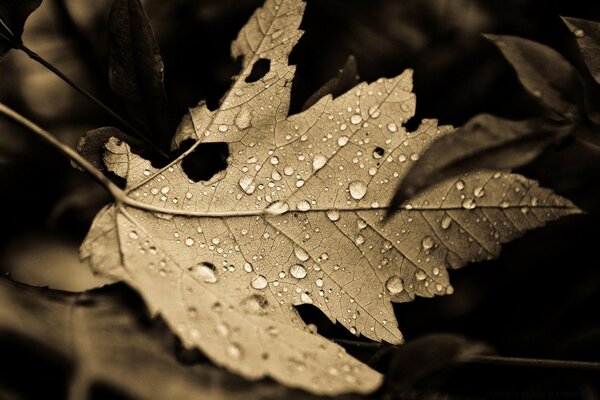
245,58,271,83
404,117,421,133
373,147,385,157
179,140,229,182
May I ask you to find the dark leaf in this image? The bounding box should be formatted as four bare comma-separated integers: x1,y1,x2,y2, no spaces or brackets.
0,279,326,400
562,17,600,85
0,0,42,57
108,0,167,147
385,334,491,393
75,127,143,171
301,55,359,111
485,34,583,120
387,114,571,216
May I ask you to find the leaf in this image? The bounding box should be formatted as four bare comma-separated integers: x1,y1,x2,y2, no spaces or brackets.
0,0,42,57
108,0,167,145
485,34,583,120
562,17,600,85
301,55,359,111
81,0,580,394
75,127,143,171
387,115,572,213
0,279,325,400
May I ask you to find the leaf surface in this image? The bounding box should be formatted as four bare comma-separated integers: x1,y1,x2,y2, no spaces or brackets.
81,0,580,394
0,0,42,57
563,17,600,85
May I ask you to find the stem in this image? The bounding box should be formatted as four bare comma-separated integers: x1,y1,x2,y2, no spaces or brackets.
468,355,600,371
14,43,169,159
0,102,125,200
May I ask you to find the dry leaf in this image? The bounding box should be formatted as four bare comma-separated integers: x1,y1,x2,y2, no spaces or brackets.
81,0,580,394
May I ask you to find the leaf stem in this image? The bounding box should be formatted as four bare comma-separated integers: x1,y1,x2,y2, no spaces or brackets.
467,355,600,370
0,102,125,200
13,42,169,159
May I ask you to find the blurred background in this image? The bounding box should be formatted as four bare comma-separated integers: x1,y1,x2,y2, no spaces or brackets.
0,0,599,398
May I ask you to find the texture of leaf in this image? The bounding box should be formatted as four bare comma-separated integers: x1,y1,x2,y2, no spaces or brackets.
0,279,324,400
387,115,572,212
108,0,167,145
485,34,583,120
0,0,42,57
563,17,600,85
75,127,143,171
81,0,580,394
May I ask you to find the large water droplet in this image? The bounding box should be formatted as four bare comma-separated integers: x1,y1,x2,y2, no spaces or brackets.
290,264,307,279
265,201,289,215
294,246,310,262
349,181,367,200
251,275,268,289
312,154,327,171
239,176,256,194
326,210,340,221
385,276,404,294
234,106,252,129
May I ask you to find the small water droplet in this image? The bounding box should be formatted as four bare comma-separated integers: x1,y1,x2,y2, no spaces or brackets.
284,166,294,176
297,200,310,211
185,237,195,246
338,136,349,146
242,294,269,314
226,343,243,360
300,292,313,304
216,323,230,337
128,231,139,240
441,215,452,230
349,181,367,200
500,200,510,208
387,122,398,132
191,262,218,283
234,106,252,129
315,278,324,287
368,105,380,118
455,180,465,190
238,176,256,194
218,124,228,132
415,270,427,280
350,114,362,125
251,275,268,289
474,186,485,198
574,29,586,38
355,234,365,245
294,247,310,261
385,276,404,294
244,262,253,272
462,198,476,210
290,264,307,279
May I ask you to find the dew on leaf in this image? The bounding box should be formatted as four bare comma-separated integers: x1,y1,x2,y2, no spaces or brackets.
422,236,434,250
185,238,195,246
301,292,313,304
350,114,362,125
313,154,327,171
290,264,307,279
266,201,289,215
234,107,252,129
226,343,243,360
337,136,349,146
191,262,218,283
251,275,268,289
349,181,367,200
385,276,404,294
297,200,311,211
387,123,398,132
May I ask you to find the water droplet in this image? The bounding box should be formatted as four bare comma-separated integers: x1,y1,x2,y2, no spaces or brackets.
474,186,485,198
296,179,305,188
385,276,404,294
290,264,307,279
244,262,253,272
312,154,327,171
415,271,427,280
251,275,268,289
326,210,340,221
422,236,434,250
234,107,252,129
226,343,243,360
574,29,586,38
315,278,324,287
441,214,452,230
242,294,269,314
349,181,367,200
350,114,362,125
191,262,218,283
500,200,510,208
270,156,279,165
216,323,230,337
355,234,365,245
128,231,139,240
265,201,289,215
462,198,476,210
185,237,195,246
531,197,538,206
218,124,228,132
238,176,256,194
161,186,170,194
297,200,310,211
294,246,310,261
338,136,349,146
455,180,465,190
368,105,380,118
284,166,294,176
300,292,313,304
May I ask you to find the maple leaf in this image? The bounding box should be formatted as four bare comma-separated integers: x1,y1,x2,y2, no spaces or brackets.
81,0,580,394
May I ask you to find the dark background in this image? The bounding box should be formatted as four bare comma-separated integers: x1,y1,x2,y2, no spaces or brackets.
0,0,599,398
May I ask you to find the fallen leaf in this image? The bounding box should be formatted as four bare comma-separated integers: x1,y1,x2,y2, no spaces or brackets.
108,0,167,146
81,0,580,394
0,278,326,400
0,0,41,57
387,115,572,212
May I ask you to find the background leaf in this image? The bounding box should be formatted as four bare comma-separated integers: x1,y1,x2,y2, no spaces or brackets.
301,55,359,111
0,0,42,57
563,17,600,84
387,114,572,212
108,0,168,148
485,34,583,120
